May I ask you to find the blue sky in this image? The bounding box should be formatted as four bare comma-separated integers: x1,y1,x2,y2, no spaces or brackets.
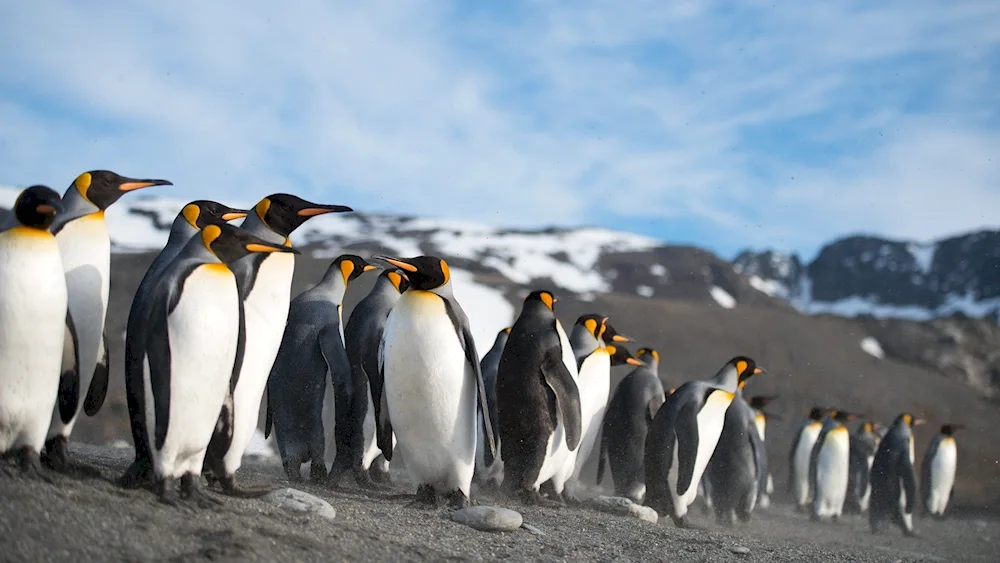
1,1,999,261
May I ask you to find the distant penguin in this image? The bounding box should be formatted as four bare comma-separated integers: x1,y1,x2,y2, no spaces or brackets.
922,423,963,518
373,255,497,507
474,326,510,488
644,356,764,527
133,224,295,505
0,186,66,476
44,170,171,474
846,420,881,514
870,413,923,536
704,385,768,526
496,290,581,505
789,406,829,510
563,314,612,501
206,194,352,494
809,410,858,521
122,200,247,487
598,347,665,503
343,269,409,486
747,395,779,508
265,255,375,484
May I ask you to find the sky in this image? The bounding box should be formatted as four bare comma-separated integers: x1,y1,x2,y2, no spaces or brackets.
1,0,999,261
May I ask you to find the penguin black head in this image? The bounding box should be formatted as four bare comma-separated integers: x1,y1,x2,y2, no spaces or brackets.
728,356,765,383
603,323,633,344
372,255,450,291
382,269,410,294
808,406,829,420
181,200,248,229
14,185,64,230
201,223,300,264
576,314,608,341
636,347,659,364
940,423,964,435
748,395,778,410
523,290,558,315
831,410,859,423
895,413,926,428
329,254,377,286
606,344,644,367
253,194,353,238
70,170,172,210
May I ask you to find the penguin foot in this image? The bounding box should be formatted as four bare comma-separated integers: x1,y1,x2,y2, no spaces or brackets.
41,436,103,479
216,475,276,499
119,458,156,490
670,514,693,529
181,473,223,508
516,489,564,508
367,465,392,485
354,468,391,491
902,528,918,538
282,461,304,483
16,447,54,484
445,489,470,509
406,484,440,509
157,478,182,508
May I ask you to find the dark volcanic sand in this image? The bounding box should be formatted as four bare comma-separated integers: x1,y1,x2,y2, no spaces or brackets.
0,444,994,562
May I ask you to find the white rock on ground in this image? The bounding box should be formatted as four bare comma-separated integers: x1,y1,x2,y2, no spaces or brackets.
450,506,523,532
587,496,658,524
261,488,337,520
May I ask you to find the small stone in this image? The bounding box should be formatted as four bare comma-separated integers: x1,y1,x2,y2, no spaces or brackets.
588,496,659,524
261,488,336,520
520,522,546,536
451,506,523,532
729,546,751,555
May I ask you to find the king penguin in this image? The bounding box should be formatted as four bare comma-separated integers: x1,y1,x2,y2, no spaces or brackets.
870,413,923,536
134,223,295,505
343,268,409,487
265,255,375,484
473,326,511,489
846,420,881,514
206,194,352,494
597,347,664,503
122,201,247,487
372,255,497,508
644,356,764,527
788,405,830,510
747,395,779,508
704,383,768,526
809,409,858,521
46,170,172,474
922,423,963,519
496,290,581,505
0,186,66,476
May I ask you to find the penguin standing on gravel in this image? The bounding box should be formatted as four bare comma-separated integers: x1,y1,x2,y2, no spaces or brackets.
597,347,665,503
747,395,779,508
205,194,352,495
373,255,497,508
846,420,881,514
343,269,409,486
644,356,765,527
704,385,768,526
789,406,829,510
122,201,247,487
0,186,66,476
265,255,375,484
47,170,172,475
809,409,858,521
496,290,581,505
134,224,295,505
922,423,963,518
870,413,923,536
474,326,510,488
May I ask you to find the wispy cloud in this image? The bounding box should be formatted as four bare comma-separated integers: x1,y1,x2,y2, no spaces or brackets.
1,0,998,259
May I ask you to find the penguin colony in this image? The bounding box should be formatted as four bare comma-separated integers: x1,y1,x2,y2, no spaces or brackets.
0,172,966,538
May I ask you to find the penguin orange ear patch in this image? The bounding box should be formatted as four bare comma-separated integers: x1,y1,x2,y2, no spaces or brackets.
736,360,748,375
75,172,93,198
182,204,200,228
540,292,554,310
201,224,222,250
255,198,271,223
584,318,598,336
439,259,450,283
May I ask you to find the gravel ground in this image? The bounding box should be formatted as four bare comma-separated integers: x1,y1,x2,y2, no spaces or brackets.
0,444,995,562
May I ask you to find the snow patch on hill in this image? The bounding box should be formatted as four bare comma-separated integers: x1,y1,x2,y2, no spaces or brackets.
860,336,885,359
710,286,737,309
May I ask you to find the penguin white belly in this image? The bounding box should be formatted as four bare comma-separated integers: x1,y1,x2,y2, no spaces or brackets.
49,215,110,439
0,230,67,452
814,427,850,517
540,321,580,492
224,252,294,474
927,438,957,515
793,422,822,505
383,292,476,495
570,351,611,484
672,390,732,514
151,266,239,479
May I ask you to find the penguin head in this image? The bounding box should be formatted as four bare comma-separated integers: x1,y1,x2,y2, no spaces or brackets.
603,323,633,344
896,413,926,428
252,194,353,238
576,314,608,341
382,269,410,294
606,344,644,367
748,395,778,410
831,410,859,423
181,201,248,229
329,254,378,286
201,223,299,264
635,347,660,365
730,356,765,383
808,406,829,421
372,255,451,292
13,185,64,230
70,170,172,210
522,290,558,315
940,423,964,435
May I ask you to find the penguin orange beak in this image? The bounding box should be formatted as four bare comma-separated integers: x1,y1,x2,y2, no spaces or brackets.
612,333,633,343
753,367,765,375
35,203,59,216
297,203,354,216
221,210,249,221
913,418,926,426
363,264,378,272
245,242,299,254
373,255,418,273
118,178,173,192
626,357,644,367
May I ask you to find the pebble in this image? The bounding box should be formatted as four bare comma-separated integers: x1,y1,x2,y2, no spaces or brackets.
261,488,337,521
587,496,659,524
450,506,523,532
729,546,751,555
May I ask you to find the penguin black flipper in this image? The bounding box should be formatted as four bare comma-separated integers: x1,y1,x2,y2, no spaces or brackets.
58,310,81,425
596,422,608,485
540,347,582,450
318,324,355,471
750,423,768,497
146,299,174,452
921,435,940,511
83,328,110,416
443,298,497,463
207,297,247,463
674,398,700,497
900,449,918,515
787,423,804,493
808,426,831,503
375,337,394,461
263,393,273,439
